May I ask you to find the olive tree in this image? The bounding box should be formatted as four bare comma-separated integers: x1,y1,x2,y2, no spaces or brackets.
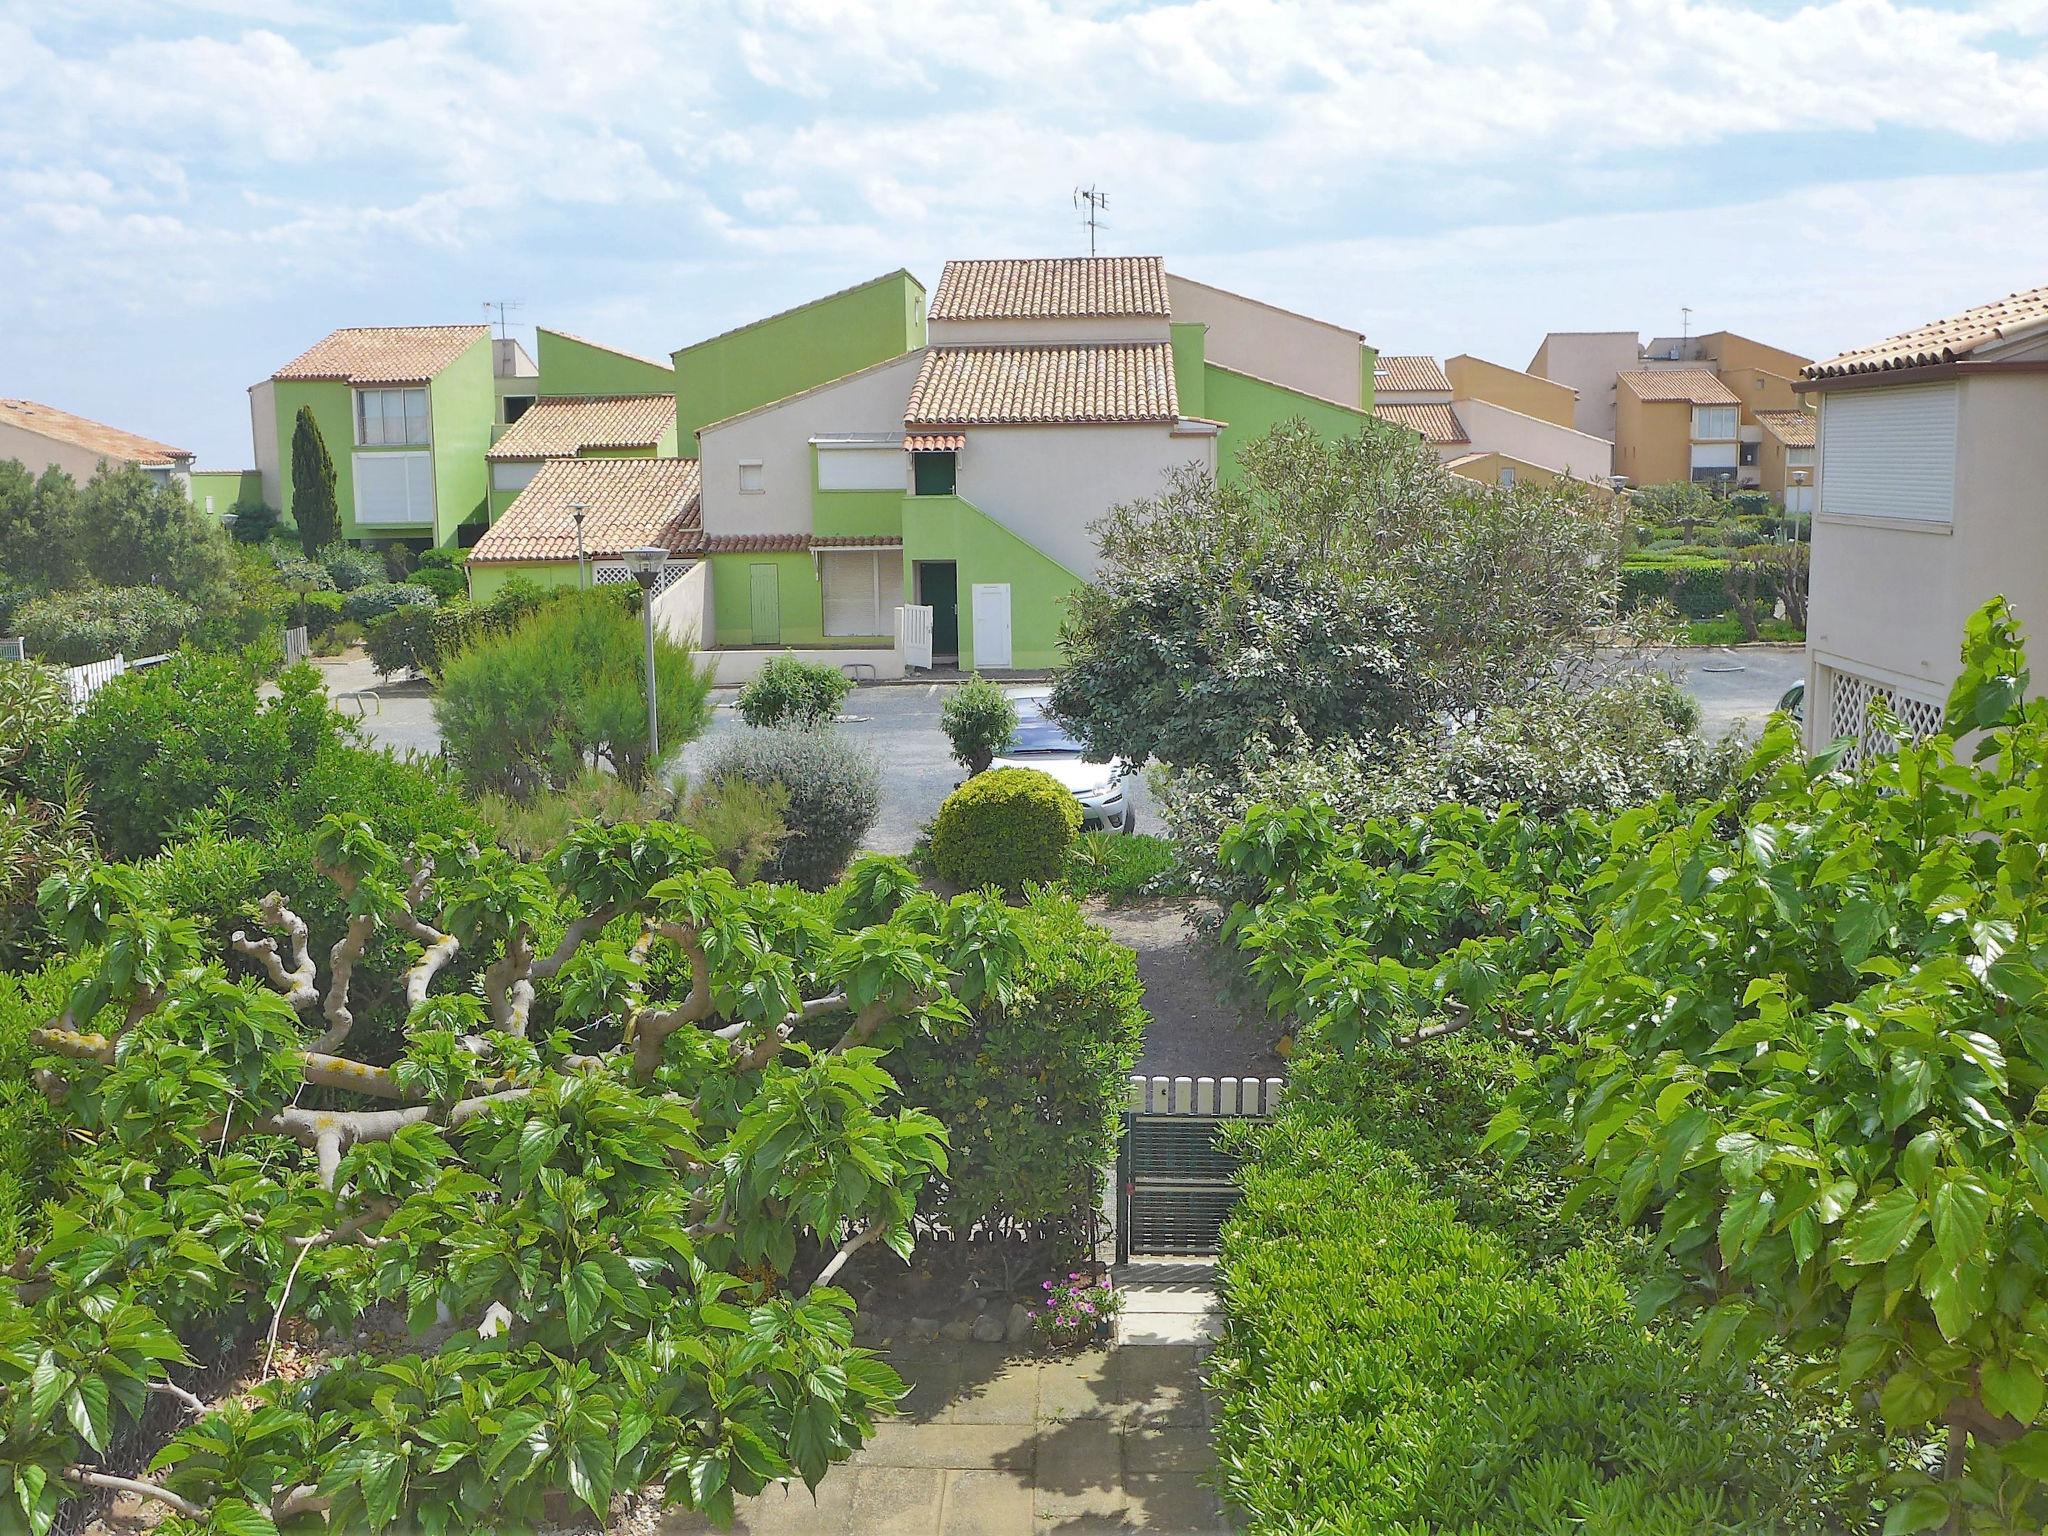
1049,421,1629,776
8,816,1021,1533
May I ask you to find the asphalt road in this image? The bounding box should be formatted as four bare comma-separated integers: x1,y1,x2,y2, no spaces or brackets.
312,646,1805,855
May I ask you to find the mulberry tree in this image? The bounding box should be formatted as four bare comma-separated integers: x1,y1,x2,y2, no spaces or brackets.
6,816,1021,1533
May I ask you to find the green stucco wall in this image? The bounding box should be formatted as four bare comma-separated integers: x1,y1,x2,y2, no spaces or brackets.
465,561,585,602
900,493,1077,672
271,380,355,537
1170,323,1208,418
189,469,263,519
1204,363,1376,484
710,552,826,646
674,271,926,450
428,341,494,545
536,330,677,398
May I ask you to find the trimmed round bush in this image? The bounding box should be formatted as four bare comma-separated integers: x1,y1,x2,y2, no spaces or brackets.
701,726,879,889
735,655,855,731
939,674,1017,775
929,765,1081,893
342,582,435,623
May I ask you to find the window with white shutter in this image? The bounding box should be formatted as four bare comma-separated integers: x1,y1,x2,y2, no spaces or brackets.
353,451,435,525
819,552,889,636
1820,383,1958,524
491,461,540,494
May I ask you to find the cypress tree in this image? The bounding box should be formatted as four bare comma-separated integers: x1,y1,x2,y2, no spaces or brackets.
290,405,340,556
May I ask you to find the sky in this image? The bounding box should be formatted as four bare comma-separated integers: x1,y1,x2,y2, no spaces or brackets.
4,0,2048,468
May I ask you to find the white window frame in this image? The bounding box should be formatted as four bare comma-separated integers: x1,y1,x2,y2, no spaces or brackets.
819,551,888,637
356,387,430,447
1787,447,1815,468
1690,405,1738,441
738,460,765,495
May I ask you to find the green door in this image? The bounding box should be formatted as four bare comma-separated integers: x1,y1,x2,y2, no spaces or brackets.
748,563,780,644
919,562,958,659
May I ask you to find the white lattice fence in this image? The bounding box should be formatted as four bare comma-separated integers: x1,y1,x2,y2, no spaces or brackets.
592,561,691,597
1823,665,1945,764
61,653,128,708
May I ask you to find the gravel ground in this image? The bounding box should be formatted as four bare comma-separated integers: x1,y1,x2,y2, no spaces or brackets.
1090,898,1283,1083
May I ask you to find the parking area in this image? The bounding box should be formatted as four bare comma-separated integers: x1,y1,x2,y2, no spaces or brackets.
315,649,1802,857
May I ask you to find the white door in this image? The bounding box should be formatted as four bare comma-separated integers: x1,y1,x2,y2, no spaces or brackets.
898,605,934,671
971,583,1012,669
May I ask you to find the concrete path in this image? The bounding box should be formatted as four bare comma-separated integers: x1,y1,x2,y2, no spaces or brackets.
661,1273,1229,1533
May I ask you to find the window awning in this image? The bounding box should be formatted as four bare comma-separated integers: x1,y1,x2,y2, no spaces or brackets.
902,433,965,453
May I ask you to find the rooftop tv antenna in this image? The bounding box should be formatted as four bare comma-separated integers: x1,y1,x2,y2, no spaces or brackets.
484,299,524,339
1681,306,1693,344
1074,186,1109,256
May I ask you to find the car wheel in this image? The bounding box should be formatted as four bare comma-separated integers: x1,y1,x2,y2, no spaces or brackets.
1120,806,1138,836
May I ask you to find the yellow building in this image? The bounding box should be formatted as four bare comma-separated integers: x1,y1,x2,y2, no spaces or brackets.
1754,409,1816,509
1613,368,1742,487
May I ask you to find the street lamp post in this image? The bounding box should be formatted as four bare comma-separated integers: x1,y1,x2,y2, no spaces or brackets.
569,502,589,590
623,545,669,771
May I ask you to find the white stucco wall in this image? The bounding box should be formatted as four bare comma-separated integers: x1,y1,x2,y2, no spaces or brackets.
250,381,282,511
1805,365,2048,748
653,559,711,649
697,353,923,538
1527,332,1640,440
926,316,1170,346
953,423,1214,579
1449,397,1613,481
1167,274,1365,408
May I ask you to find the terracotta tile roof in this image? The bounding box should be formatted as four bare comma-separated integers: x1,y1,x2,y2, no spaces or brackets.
1373,401,1469,445
700,533,905,555
539,328,673,373
905,342,1177,427
485,395,676,460
902,433,965,452
1615,368,1740,405
0,398,189,465
273,325,488,385
467,457,701,564
1756,409,1817,447
1372,355,1450,394
930,257,1169,321
1806,284,2048,378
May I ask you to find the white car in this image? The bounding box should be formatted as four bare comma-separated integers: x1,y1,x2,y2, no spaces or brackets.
987,688,1140,834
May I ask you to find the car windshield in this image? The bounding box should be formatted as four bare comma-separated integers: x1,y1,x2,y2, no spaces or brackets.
1006,699,1080,755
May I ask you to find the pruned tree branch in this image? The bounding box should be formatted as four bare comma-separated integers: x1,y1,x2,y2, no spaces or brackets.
232,891,319,1011
810,1219,886,1292
62,1468,203,1519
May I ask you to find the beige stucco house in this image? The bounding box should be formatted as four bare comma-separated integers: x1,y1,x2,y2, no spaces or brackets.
0,397,194,489
1371,354,1612,484
1800,282,2048,752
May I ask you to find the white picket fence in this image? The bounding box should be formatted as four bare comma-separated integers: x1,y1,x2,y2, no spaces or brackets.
1127,1074,1284,1117
61,653,128,708
283,625,310,667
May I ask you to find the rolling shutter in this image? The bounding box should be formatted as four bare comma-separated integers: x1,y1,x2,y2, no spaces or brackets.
1820,383,1957,523
354,451,435,526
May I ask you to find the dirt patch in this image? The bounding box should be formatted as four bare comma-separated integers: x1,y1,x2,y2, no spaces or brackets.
1087,898,1282,1082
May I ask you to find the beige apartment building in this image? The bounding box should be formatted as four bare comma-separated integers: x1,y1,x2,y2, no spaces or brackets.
1371,353,1612,484
1800,282,2048,752
1529,328,1817,503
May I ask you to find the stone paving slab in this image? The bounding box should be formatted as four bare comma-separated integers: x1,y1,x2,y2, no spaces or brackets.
658,1339,1229,1534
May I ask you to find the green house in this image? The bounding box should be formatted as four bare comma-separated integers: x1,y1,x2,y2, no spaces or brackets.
252,325,518,548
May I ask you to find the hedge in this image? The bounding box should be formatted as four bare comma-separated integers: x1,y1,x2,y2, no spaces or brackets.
1619,557,1734,620
886,887,1144,1249
1209,1037,1884,1533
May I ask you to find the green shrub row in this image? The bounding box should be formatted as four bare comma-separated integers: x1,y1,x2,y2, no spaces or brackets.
1619,557,1734,619
1211,1038,1883,1534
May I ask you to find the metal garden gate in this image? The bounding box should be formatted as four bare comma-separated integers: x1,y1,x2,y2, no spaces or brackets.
1116,1074,1282,1260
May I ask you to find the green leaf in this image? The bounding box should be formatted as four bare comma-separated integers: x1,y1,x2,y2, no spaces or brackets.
2006,1429,2048,1480
1929,1170,1993,1269
564,1259,605,1345
1840,1187,1924,1264
1879,1368,1940,1429
66,1374,111,1454
210,1498,282,1536
1982,1360,2046,1426
1882,1488,1950,1535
